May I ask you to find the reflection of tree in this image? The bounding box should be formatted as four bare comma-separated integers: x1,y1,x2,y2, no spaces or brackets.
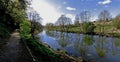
79,35,94,61
57,32,72,47
111,38,120,55
46,31,71,47
74,35,85,56
95,36,106,58
74,34,81,49
74,34,94,60
79,42,87,56
83,35,94,46
46,31,55,37
114,38,120,47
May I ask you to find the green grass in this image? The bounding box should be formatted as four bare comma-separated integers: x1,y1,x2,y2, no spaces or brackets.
25,38,60,62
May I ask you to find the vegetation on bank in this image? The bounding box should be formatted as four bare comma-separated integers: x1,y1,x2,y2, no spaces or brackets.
46,10,120,37
0,0,84,62
20,18,83,62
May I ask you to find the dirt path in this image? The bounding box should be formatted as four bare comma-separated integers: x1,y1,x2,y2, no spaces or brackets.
0,32,33,62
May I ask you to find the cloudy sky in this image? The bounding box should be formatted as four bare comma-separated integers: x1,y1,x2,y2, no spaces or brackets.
31,0,120,25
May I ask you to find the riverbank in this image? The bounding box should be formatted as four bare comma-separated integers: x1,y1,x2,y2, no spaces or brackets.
58,30,120,38
24,37,84,62
46,21,120,38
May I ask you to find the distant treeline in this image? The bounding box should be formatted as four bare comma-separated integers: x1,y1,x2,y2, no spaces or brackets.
46,10,120,37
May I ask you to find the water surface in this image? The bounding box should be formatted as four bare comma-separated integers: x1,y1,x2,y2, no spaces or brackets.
38,30,120,62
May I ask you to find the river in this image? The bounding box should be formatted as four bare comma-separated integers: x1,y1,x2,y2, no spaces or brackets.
37,30,120,62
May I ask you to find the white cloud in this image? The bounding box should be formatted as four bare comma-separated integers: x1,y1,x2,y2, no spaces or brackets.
31,0,62,25
66,14,75,23
66,7,76,11
30,0,75,25
98,0,112,5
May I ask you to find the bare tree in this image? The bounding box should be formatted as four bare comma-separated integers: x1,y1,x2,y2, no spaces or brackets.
79,11,91,32
98,10,111,22
98,10,111,34
74,14,80,25
80,11,91,23
66,17,72,31
46,23,54,30
26,7,42,37
56,15,72,31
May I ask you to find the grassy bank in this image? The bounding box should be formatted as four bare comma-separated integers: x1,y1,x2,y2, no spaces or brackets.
25,38,59,62
18,9,83,62
22,37,83,62
46,21,120,38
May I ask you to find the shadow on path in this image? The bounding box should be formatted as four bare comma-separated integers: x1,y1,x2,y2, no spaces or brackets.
0,32,33,62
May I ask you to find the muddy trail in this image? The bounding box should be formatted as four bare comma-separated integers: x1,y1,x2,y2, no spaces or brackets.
0,32,33,62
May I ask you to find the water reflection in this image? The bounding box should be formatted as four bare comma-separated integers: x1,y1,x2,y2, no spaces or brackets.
94,36,106,58
38,30,120,62
46,31,72,47
56,32,71,47
83,35,94,46
114,38,120,47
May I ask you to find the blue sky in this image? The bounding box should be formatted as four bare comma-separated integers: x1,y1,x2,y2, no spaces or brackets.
31,0,120,25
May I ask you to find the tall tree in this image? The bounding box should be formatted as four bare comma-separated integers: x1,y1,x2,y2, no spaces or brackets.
0,0,30,38
98,10,111,22
80,11,91,23
79,11,91,32
56,15,72,31
98,10,111,34
74,14,80,25
26,7,42,37
113,14,120,29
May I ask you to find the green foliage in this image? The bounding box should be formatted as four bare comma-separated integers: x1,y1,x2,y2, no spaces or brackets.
112,15,120,29
0,0,28,38
82,22,95,34
0,24,10,38
31,21,43,34
26,38,59,61
20,19,31,39
83,35,94,46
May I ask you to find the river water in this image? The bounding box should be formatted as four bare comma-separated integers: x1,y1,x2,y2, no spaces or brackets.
37,30,120,62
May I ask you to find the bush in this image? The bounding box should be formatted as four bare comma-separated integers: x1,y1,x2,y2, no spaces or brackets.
0,24,10,38
82,22,95,34
112,15,120,29
20,19,31,39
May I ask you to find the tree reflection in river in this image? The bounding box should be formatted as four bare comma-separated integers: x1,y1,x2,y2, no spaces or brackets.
95,36,106,58
43,30,120,62
114,38,120,47
83,35,94,46
57,32,71,47
46,31,72,47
